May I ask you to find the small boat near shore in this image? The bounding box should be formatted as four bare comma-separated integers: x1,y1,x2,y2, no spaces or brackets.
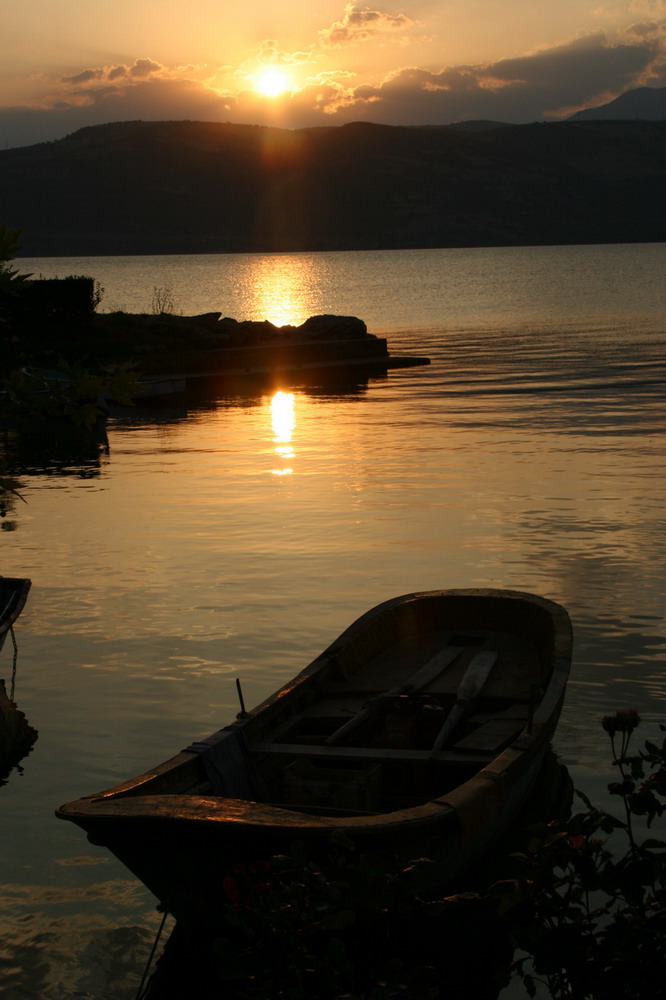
57,588,572,923
0,577,31,653
0,577,36,777
128,376,187,400
19,367,187,404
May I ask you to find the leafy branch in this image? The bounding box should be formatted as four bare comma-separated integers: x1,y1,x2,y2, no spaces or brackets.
494,711,666,1000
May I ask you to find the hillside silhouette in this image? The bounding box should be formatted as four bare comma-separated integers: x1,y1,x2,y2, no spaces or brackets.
569,85,666,122
2,119,665,255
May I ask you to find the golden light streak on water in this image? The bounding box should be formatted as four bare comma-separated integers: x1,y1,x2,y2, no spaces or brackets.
250,256,315,327
270,390,295,476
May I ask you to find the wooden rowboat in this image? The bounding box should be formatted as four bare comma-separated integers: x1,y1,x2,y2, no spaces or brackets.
57,588,572,923
0,577,31,653
0,577,36,776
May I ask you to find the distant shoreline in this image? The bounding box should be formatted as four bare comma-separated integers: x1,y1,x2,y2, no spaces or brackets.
16,236,666,260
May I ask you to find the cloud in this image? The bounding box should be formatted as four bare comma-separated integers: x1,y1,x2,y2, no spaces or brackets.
626,19,665,36
324,29,664,123
320,4,416,47
61,68,105,85
0,77,229,148
491,32,656,90
246,39,314,72
130,58,162,78
630,0,666,14
61,58,164,89
0,25,665,149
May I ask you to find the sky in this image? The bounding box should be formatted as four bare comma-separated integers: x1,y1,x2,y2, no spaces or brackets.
2,0,666,148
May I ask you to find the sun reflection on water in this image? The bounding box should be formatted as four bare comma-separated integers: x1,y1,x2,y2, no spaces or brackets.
270,391,295,475
246,256,320,327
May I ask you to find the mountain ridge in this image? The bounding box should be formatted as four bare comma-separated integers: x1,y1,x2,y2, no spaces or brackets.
2,118,665,255
569,85,666,121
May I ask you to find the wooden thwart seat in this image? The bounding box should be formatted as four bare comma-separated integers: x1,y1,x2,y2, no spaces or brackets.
251,741,495,767
452,719,525,752
453,703,527,753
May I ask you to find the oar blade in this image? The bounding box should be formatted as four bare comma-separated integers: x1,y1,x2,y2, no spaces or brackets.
456,650,498,702
431,650,498,752
325,645,462,747
402,645,462,694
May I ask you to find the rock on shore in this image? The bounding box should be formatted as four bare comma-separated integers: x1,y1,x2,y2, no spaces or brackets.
93,312,372,359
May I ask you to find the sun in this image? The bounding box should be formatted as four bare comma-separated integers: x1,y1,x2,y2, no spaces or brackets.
256,68,291,98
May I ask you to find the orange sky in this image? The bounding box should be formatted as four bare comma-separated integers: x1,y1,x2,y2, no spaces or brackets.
2,1,665,147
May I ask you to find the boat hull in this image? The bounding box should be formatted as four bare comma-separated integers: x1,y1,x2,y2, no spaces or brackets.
57,588,572,922
77,727,555,921
0,578,31,653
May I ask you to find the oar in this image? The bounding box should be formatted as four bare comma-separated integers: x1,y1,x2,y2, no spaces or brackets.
325,645,463,746
430,650,498,754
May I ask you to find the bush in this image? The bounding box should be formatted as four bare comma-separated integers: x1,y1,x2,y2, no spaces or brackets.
493,711,666,999
10,275,102,324
0,223,31,322
153,837,512,1000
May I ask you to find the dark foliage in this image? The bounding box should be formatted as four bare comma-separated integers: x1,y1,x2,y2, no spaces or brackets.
147,837,512,1000
6,275,101,324
492,711,666,999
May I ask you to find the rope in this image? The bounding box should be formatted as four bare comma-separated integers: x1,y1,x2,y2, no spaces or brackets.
135,909,170,1000
9,626,18,702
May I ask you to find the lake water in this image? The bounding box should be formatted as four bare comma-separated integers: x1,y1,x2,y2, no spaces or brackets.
3,242,666,998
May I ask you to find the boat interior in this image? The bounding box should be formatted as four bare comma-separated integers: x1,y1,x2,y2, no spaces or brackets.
246,626,546,815
100,594,558,819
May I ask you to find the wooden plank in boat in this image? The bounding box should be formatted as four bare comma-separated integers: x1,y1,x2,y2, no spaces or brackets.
251,741,494,767
323,645,463,746
331,632,539,701
295,697,368,718
326,632,458,693
453,718,526,753
479,644,542,699
466,703,528,725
